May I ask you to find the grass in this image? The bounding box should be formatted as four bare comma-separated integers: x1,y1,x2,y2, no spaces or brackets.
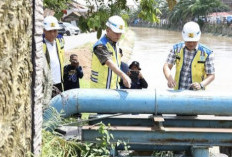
42,108,128,157
42,130,81,157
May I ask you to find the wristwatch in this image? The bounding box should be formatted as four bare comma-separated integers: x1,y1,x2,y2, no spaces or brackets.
199,82,204,89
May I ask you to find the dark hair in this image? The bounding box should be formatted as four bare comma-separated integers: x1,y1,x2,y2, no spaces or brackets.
70,54,77,59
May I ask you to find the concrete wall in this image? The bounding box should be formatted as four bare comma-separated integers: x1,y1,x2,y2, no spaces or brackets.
0,0,33,156
33,0,44,156
0,0,45,156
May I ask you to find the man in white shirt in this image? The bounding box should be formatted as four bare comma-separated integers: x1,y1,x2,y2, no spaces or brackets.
43,16,65,94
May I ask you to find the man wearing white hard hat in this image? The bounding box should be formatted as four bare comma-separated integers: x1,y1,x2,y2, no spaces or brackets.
90,15,131,89
43,16,65,94
163,21,215,90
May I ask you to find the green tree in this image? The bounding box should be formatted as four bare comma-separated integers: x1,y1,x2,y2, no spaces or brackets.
191,0,230,22
138,0,161,23
168,0,195,25
43,0,177,38
157,0,170,19
166,0,177,10
78,0,161,38
128,0,163,27
168,0,230,27
43,0,70,20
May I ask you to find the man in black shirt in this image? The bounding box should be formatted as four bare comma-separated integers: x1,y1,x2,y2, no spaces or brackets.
63,54,83,91
120,61,148,89
128,61,148,89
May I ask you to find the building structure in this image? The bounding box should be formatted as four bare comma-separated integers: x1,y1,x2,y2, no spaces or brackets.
221,0,232,9
62,1,88,26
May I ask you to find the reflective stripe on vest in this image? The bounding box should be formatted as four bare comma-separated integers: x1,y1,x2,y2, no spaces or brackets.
90,36,121,89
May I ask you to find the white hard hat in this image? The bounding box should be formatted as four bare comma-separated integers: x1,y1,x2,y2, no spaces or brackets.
106,15,125,33
44,16,61,31
182,21,201,41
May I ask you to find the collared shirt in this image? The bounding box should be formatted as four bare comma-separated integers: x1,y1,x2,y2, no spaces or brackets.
94,35,117,65
45,39,61,84
166,44,215,90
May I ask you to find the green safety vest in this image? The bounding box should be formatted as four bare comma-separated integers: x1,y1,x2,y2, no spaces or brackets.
174,42,212,90
90,36,121,89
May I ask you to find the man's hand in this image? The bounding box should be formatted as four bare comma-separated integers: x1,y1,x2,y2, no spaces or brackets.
190,82,201,90
122,73,131,88
138,71,143,79
74,61,79,67
105,60,131,88
167,75,176,88
71,59,79,67
163,63,176,88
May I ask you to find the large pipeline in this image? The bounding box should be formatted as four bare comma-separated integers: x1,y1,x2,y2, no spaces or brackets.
43,89,232,122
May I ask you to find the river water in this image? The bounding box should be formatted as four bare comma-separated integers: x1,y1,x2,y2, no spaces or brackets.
128,27,232,92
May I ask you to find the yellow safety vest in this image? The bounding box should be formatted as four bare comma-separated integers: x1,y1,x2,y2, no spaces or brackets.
43,37,65,90
174,42,212,90
90,36,121,89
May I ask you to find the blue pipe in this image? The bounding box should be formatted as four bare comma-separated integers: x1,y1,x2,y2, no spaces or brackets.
82,126,232,146
43,89,232,121
192,146,209,157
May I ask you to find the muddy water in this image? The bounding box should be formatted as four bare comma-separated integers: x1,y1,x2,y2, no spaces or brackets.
129,27,232,92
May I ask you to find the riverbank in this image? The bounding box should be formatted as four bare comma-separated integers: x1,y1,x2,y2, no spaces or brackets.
130,22,232,37
64,29,136,85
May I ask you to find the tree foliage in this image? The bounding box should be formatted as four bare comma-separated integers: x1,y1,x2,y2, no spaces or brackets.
168,0,230,26
43,0,184,37
43,0,71,19
166,0,177,10
168,0,195,24
78,0,162,38
191,0,229,18
43,112,130,157
138,0,161,23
